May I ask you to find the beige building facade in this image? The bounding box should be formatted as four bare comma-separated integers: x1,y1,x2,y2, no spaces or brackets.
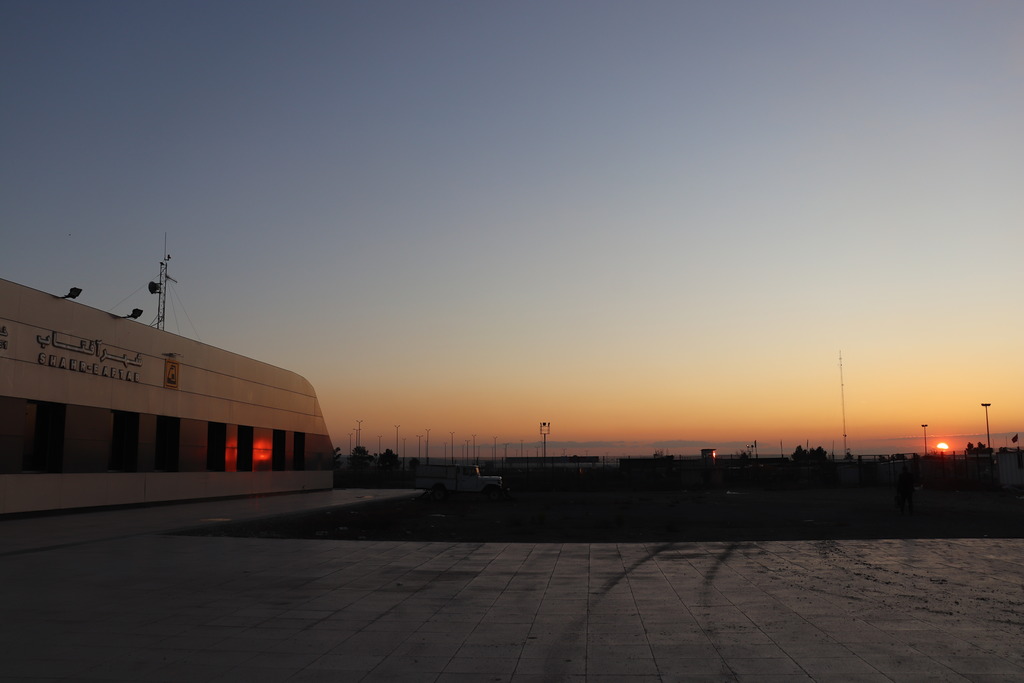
0,278,333,514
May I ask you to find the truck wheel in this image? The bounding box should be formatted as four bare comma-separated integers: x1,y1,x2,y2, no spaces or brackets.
486,486,502,502
431,485,448,501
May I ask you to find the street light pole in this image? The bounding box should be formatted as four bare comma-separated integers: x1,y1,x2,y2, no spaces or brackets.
425,428,430,464
921,424,928,457
395,425,400,458
540,422,550,460
981,403,992,453
450,432,455,464
355,420,363,448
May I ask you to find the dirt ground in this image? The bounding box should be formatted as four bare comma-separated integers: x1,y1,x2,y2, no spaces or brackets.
180,486,1024,543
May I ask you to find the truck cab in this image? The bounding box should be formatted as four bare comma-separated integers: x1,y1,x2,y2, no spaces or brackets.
414,464,507,501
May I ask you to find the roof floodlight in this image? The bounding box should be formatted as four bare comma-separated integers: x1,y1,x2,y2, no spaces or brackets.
61,287,82,299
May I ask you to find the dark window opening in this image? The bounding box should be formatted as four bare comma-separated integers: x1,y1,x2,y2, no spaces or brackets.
293,432,305,471
23,401,65,473
109,411,140,472
237,426,254,472
155,416,180,472
207,422,227,471
272,429,286,471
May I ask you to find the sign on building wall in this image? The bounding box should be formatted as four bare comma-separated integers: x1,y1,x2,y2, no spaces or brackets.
164,358,180,389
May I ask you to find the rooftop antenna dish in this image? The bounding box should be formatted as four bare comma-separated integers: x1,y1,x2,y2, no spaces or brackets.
150,235,177,331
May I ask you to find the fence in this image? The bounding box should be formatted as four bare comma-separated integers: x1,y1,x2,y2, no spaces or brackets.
335,450,1017,493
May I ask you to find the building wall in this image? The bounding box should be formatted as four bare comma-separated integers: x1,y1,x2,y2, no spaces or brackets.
996,451,1024,487
0,278,335,514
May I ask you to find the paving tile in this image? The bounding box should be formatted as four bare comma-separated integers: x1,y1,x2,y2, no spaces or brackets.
654,656,732,675
513,655,587,675
442,655,519,674
724,656,806,675
3,489,1024,683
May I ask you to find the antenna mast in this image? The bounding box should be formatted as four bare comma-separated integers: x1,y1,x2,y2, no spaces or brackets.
149,236,176,331
839,351,848,458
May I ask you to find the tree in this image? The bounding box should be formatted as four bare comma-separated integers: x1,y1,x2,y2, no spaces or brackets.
792,445,827,462
348,445,374,470
377,448,399,470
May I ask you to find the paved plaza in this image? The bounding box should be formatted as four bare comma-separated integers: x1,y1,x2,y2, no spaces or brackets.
2,489,1023,682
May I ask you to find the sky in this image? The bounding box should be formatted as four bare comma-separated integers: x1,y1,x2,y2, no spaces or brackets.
2,1,1022,459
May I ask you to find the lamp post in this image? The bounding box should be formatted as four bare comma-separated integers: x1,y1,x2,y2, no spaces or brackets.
472,434,477,463
981,403,992,454
450,432,455,464
540,422,550,460
395,425,400,458
921,424,928,457
416,434,422,463
355,420,363,448
425,428,430,464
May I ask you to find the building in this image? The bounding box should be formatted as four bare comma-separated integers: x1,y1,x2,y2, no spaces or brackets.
0,278,334,514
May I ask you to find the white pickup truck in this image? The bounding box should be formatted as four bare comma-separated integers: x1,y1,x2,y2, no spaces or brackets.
415,464,509,501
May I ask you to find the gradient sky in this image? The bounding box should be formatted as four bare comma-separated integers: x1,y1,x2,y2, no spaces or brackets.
2,1,1021,458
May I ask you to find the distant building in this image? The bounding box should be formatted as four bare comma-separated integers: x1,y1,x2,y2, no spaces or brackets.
0,278,334,514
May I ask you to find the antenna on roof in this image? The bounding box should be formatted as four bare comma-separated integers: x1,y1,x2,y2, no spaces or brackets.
839,351,849,459
148,234,177,331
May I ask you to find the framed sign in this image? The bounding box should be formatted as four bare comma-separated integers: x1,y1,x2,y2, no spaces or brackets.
164,358,180,389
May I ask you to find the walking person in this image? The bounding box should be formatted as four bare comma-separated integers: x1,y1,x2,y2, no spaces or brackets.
897,464,915,515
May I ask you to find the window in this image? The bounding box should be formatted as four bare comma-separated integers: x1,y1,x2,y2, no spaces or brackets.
293,432,305,471
207,422,227,471
237,426,253,472
154,416,180,472
272,429,286,471
109,411,140,472
23,401,65,472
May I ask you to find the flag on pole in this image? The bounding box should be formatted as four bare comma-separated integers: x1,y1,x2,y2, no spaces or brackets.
1013,434,1019,443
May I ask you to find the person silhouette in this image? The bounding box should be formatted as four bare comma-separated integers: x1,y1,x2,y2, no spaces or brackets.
896,465,914,515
